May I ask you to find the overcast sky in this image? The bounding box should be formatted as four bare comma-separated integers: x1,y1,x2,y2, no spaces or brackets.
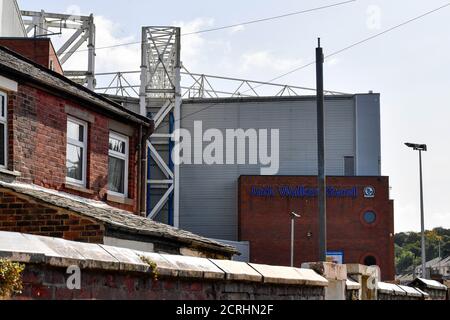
18,0,450,233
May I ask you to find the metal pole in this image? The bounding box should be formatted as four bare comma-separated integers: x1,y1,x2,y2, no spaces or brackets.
87,14,96,90
316,38,327,262
291,217,295,267
139,27,148,117
173,28,181,228
438,241,441,259
419,150,426,278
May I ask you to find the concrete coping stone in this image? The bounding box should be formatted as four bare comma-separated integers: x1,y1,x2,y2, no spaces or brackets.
59,240,121,271
249,263,328,286
99,245,151,273
414,287,430,298
135,251,180,277
346,278,361,290
210,259,262,282
161,254,225,280
294,268,330,287
414,278,448,290
0,231,48,264
301,262,347,281
22,234,88,268
377,282,407,295
346,264,371,276
0,231,329,288
397,285,423,298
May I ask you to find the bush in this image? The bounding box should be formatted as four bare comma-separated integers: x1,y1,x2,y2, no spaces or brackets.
0,259,25,299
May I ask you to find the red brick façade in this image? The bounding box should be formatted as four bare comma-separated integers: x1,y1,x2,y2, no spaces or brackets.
239,176,395,281
5,83,140,212
0,44,153,242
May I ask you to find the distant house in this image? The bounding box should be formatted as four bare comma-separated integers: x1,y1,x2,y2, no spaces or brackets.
430,257,450,279
0,42,237,259
414,257,450,280
408,278,447,300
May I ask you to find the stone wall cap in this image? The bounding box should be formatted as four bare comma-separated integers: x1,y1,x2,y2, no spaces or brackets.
346,264,371,276
377,282,407,295
410,278,448,290
301,262,347,281
161,254,225,280
22,234,87,268
249,263,328,286
0,231,47,264
0,231,330,289
397,285,423,297
210,259,262,282
346,278,361,290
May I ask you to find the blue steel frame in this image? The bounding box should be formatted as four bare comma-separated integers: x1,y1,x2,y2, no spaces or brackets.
146,112,175,226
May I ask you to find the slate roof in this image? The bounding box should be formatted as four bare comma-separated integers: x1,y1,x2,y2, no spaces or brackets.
436,256,450,267
0,181,238,256
0,45,151,127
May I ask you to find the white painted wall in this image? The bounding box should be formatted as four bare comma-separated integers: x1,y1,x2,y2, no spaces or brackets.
0,0,26,37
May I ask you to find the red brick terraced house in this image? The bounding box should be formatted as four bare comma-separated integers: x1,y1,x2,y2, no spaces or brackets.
0,44,237,259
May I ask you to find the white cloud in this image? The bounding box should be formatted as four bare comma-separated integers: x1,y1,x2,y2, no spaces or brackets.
326,57,340,67
395,202,421,233
49,12,140,90
239,51,303,73
395,201,450,233
229,24,245,34
173,17,215,70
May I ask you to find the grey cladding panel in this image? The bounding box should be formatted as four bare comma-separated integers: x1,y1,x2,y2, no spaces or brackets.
355,94,381,176
179,97,358,241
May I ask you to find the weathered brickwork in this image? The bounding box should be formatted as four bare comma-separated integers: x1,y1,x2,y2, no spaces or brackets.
6,83,139,213
0,39,63,75
0,191,104,243
14,264,325,300
239,176,395,281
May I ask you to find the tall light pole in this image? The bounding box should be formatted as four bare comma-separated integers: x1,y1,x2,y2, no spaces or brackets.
405,142,427,278
291,212,301,267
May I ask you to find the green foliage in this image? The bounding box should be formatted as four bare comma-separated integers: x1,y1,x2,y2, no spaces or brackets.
395,227,450,275
139,256,159,281
0,259,25,299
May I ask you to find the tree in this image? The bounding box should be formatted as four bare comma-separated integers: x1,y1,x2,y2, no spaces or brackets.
394,227,450,275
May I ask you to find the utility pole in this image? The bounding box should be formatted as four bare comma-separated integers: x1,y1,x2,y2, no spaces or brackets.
316,38,327,262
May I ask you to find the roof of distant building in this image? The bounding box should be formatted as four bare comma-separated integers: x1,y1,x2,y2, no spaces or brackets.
415,257,443,271
409,277,448,290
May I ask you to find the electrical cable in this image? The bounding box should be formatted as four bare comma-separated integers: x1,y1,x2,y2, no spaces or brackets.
156,2,450,130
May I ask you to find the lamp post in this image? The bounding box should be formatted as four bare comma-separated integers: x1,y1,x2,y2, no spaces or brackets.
405,142,427,279
290,212,301,267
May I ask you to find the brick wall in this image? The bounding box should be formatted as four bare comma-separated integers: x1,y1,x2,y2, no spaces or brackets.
0,190,104,243
0,39,63,75
7,83,139,213
15,264,325,300
239,176,395,281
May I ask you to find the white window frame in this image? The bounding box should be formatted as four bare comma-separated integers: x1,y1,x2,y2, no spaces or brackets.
108,131,129,197
66,116,88,187
0,91,7,169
